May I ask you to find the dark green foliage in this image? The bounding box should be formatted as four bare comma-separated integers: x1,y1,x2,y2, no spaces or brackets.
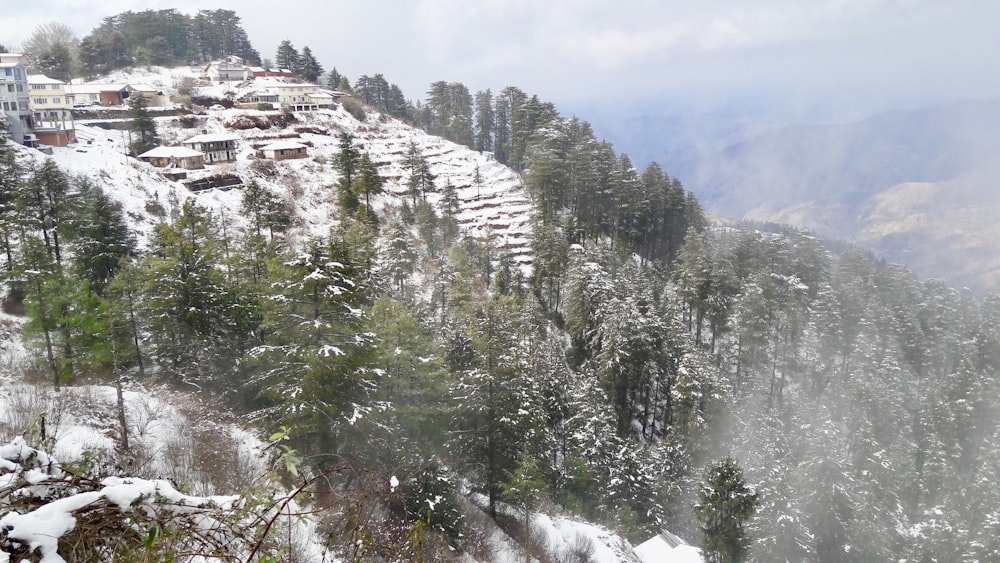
356,153,384,219
695,456,759,563
127,95,159,156
190,9,260,63
73,179,135,295
240,180,289,240
139,201,248,388
354,74,410,120
274,39,299,72
248,237,376,457
79,9,259,74
297,46,322,82
335,131,361,211
422,81,474,147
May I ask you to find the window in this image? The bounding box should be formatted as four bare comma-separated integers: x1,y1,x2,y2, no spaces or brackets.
34,98,48,105
31,84,45,90
3,69,10,76
52,97,60,104
6,84,12,92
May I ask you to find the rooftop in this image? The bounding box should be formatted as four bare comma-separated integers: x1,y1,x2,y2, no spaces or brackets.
138,146,205,159
183,133,240,144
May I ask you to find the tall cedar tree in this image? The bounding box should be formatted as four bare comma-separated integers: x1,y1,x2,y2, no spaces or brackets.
695,458,760,562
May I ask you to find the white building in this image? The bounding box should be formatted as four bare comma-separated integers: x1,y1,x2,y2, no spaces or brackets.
0,53,36,146
239,78,337,111
28,74,75,146
182,132,239,164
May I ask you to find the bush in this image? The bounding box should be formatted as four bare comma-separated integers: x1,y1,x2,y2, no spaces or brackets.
341,97,366,121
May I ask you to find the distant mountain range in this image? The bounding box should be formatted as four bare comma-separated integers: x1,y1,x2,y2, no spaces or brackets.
598,99,1000,294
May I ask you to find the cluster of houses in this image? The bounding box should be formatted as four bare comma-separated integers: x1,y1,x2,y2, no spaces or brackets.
2,52,170,147
137,132,309,171
1,52,342,150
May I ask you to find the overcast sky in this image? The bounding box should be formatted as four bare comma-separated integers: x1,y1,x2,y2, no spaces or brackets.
5,0,999,122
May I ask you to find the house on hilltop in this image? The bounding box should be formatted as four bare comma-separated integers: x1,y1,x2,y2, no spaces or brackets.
260,140,308,160
27,74,75,146
204,56,252,83
138,146,205,169
238,81,338,111
1,53,37,147
633,529,703,563
65,83,127,106
65,83,168,107
182,132,239,164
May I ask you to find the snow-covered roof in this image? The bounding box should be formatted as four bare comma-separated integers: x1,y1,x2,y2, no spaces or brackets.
183,133,240,144
633,533,703,563
0,62,20,69
307,92,335,99
138,146,204,159
128,83,159,93
261,140,307,151
28,74,65,85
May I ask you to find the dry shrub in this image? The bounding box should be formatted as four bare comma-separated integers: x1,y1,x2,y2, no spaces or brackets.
340,97,366,121
226,115,271,130
250,158,279,178
558,532,596,563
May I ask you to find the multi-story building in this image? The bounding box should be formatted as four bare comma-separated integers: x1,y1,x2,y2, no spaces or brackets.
28,74,75,146
239,79,338,111
182,132,239,164
0,53,37,146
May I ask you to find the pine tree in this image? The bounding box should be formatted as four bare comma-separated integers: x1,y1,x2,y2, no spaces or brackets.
695,456,759,563
274,39,299,72
297,46,323,82
72,179,135,295
127,94,159,156
355,152,384,219
335,132,361,211
139,201,236,387
248,238,376,458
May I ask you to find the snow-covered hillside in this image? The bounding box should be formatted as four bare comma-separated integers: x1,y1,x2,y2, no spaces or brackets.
33,66,534,267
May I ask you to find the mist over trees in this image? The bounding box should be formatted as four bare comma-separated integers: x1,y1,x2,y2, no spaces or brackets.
2,12,999,561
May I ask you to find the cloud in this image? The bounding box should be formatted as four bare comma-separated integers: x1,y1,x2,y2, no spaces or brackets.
4,0,998,121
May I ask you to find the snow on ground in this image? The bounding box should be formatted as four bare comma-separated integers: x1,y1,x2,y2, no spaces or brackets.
40,65,535,267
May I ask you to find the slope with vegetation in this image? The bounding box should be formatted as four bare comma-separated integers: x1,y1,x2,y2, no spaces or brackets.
1,9,999,562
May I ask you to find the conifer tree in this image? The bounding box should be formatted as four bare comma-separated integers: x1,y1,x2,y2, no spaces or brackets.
695,456,759,563
274,39,299,72
127,94,159,156
297,46,323,82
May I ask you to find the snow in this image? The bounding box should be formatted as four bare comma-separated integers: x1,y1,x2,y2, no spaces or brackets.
137,146,204,158
632,533,704,563
260,140,308,151
181,132,240,143
15,64,535,269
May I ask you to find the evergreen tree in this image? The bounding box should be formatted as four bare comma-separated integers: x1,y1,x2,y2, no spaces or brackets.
297,46,323,82
127,94,160,156
474,89,495,153
72,178,135,295
248,238,376,458
139,201,239,388
356,152,384,219
325,68,343,91
274,39,299,72
695,456,759,563
335,132,361,211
